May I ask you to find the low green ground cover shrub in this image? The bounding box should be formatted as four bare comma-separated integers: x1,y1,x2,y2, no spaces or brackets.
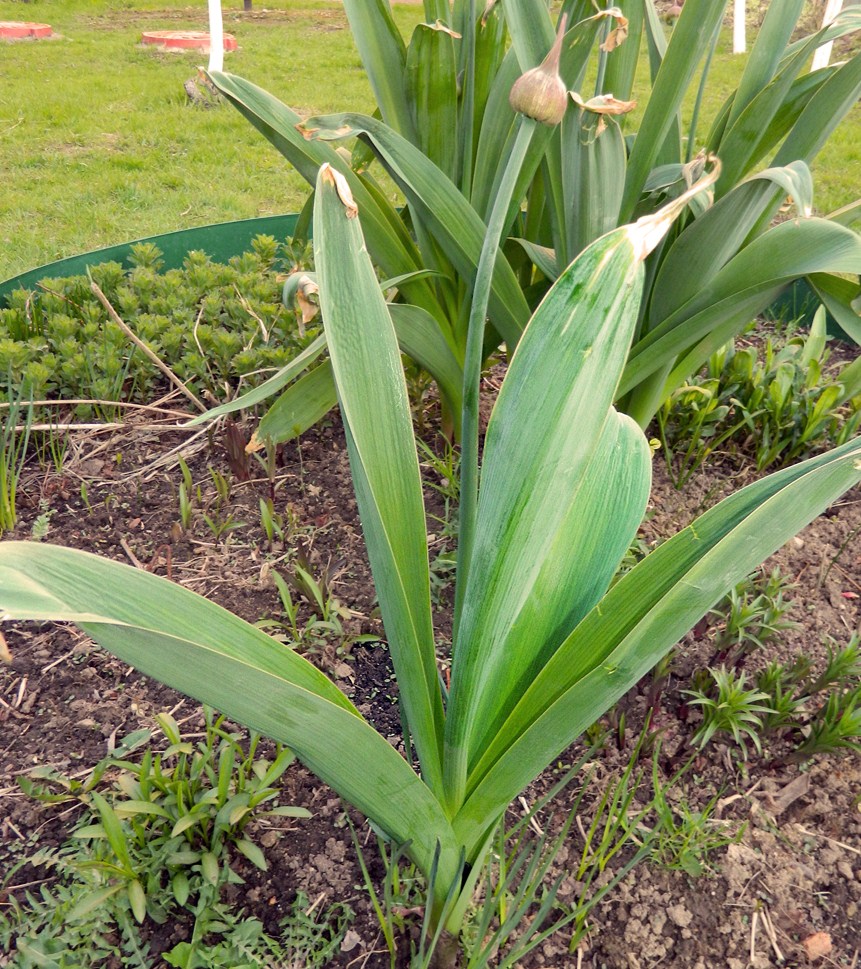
0,236,315,417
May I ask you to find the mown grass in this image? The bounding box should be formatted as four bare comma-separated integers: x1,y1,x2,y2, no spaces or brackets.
1,1,859,280
0,1,424,278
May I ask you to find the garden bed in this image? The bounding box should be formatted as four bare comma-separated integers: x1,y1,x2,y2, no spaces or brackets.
1,393,859,967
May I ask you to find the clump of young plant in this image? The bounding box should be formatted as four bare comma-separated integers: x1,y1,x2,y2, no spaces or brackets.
641,755,745,878
683,667,775,758
5,708,309,967
659,308,861,484
709,566,798,666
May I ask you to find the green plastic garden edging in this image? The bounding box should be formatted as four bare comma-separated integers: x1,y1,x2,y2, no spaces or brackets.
0,214,300,308
0,213,850,341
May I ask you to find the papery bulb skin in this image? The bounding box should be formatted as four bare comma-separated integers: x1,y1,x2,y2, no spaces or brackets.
508,14,568,126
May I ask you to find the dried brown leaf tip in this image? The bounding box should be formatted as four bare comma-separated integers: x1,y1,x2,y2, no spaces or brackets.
570,93,636,116
509,14,569,126
428,20,461,39
601,12,629,52
320,163,358,219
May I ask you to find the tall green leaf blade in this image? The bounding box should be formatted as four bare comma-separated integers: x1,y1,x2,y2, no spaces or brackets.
406,22,460,183
342,0,417,143
620,0,727,221
302,113,531,347
313,166,445,796
0,542,458,880
455,435,861,853
714,39,822,194
444,228,651,806
773,50,861,170
562,108,627,257
725,0,805,130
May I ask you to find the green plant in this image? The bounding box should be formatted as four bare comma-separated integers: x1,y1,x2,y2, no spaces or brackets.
683,666,775,757
0,238,315,415
163,894,355,969
659,307,861,483
0,385,33,535
4,167,861,965
259,559,369,657
195,0,861,446
709,566,798,665
4,708,309,967
750,635,861,759
643,755,744,877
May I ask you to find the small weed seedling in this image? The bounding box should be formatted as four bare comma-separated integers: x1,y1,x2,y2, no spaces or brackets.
684,637,861,763
709,567,797,666
260,557,372,657
684,667,775,758
0,387,33,536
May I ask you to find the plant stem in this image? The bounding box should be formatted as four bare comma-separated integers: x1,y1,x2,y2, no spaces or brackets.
453,113,537,651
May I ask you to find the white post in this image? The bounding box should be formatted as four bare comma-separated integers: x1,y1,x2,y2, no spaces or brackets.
733,0,746,54
812,0,844,71
207,0,224,73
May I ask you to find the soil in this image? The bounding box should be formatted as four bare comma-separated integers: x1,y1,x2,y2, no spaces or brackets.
1,382,860,968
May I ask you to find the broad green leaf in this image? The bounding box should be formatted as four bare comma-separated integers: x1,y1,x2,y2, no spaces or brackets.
624,218,861,404
406,22,460,183
0,542,458,880
499,0,554,71
455,435,861,854
313,166,445,798
647,163,813,331
808,272,861,347
444,227,650,808
562,107,627,258
253,362,336,449
302,113,530,348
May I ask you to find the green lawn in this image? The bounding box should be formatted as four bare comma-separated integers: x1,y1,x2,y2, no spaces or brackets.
1,1,859,280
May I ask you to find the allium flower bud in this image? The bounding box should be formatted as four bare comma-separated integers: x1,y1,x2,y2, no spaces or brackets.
509,15,568,126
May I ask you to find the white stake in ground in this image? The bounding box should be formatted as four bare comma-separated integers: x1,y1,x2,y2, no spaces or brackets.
207,0,224,73
812,0,844,71
733,0,746,54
